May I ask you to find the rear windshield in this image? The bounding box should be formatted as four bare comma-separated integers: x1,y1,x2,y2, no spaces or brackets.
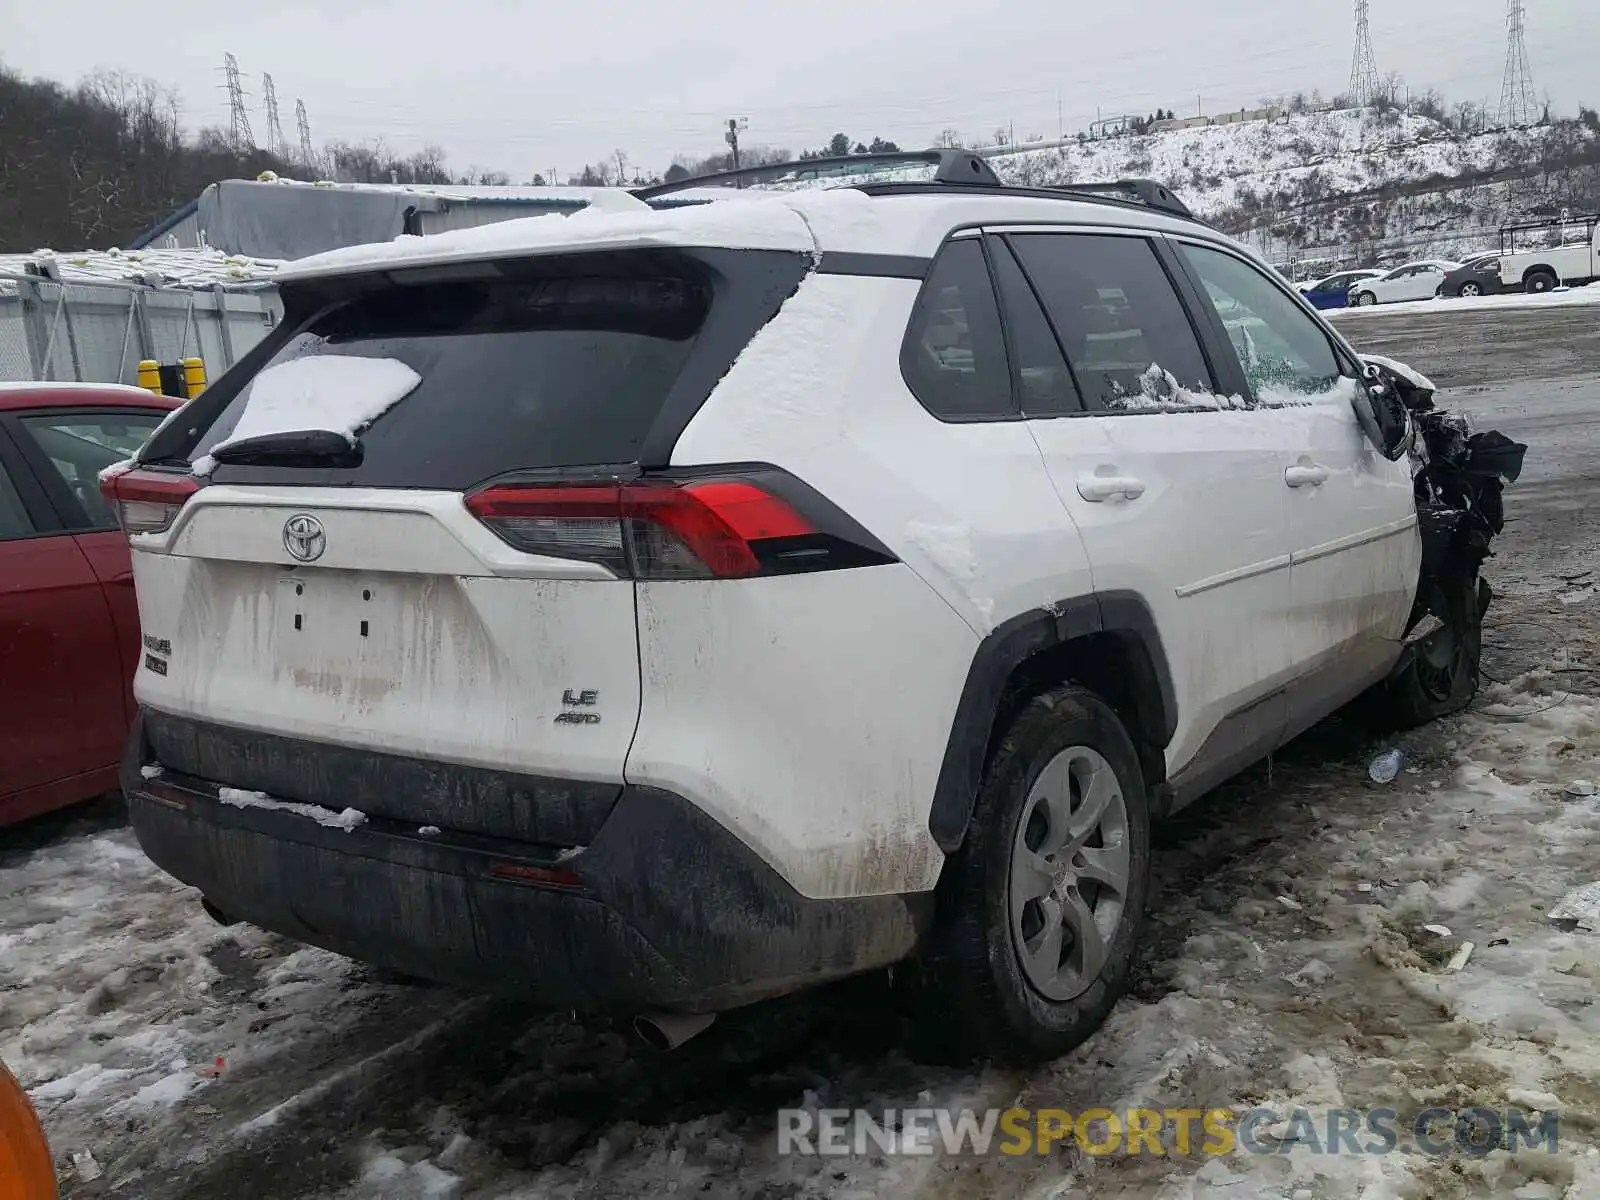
167,248,808,489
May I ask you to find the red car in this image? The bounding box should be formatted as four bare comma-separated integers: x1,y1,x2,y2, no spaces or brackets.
1,384,181,826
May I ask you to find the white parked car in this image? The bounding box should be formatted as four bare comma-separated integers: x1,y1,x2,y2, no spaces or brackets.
1349,260,1462,306
105,153,1513,1063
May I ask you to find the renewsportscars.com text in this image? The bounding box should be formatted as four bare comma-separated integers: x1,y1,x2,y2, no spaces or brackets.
777,1106,1560,1158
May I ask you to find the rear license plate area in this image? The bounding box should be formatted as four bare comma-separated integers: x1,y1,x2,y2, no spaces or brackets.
277,571,406,697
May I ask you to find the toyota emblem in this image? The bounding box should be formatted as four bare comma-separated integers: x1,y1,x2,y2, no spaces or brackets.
282,513,326,562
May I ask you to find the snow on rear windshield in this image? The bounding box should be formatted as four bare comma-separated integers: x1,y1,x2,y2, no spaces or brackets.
192,356,421,476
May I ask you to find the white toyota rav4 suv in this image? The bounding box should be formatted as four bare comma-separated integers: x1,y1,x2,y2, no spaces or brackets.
110,152,1511,1062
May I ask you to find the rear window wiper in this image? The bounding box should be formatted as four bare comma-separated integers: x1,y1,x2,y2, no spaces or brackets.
206,430,364,469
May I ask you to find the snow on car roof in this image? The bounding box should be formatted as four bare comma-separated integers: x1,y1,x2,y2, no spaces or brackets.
276,197,820,281
276,186,1213,283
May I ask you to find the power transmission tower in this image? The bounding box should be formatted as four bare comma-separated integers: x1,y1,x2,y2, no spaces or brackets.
1348,0,1380,107
261,74,288,159
724,117,748,188
1499,0,1537,127
223,53,255,151
295,100,315,168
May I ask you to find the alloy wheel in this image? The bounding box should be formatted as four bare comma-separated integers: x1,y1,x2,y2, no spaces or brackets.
1008,746,1131,1002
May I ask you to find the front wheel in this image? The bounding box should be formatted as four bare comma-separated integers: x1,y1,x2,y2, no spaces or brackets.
1372,571,1485,728
1355,290,1378,306
903,687,1151,1064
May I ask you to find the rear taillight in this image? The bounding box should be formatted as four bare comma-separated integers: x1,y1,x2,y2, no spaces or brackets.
465,477,822,579
101,468,201,538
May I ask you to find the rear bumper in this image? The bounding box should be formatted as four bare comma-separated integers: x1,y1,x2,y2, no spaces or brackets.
121,710,929,1012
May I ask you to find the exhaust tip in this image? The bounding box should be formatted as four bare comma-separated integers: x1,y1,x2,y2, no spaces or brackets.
632,1011,716,1051
200,897,238,927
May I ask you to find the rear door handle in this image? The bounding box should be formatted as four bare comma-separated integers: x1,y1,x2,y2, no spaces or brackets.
1076,473,1147,503
1284,463,1330,488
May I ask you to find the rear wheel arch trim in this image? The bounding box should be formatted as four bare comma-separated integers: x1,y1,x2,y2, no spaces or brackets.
927,590,1177,853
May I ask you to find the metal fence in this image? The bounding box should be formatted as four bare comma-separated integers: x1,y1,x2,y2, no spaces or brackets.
0,274,283,386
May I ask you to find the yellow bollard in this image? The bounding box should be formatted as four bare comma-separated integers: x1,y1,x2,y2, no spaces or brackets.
137,360,162,396
182,357,207,399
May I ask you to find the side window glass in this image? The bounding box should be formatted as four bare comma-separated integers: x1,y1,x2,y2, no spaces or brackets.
0,459,36,540
1178,244,1345,404
900,239,1015,421
1009,233,1216,413
989,240,1083,417
19,412,167,529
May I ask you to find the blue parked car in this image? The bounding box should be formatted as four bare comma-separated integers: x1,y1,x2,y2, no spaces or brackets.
1299,269,1385,310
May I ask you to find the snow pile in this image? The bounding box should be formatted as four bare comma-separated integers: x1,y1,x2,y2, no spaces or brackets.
218,786,368,832
192,355,421,476
360,1147,461,1197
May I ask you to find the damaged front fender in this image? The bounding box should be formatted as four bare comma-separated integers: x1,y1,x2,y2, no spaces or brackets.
1366,354,1527,642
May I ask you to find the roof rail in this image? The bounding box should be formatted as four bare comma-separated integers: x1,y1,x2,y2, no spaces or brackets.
1045,179,1196,222
631,153,1201,226
632,149,1003,199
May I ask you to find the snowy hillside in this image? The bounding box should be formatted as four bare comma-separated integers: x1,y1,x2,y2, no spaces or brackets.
996,110,1499,215
985,108,1600,266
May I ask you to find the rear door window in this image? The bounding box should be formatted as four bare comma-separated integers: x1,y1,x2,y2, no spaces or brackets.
989,240,1083,417
1008,233,1215,412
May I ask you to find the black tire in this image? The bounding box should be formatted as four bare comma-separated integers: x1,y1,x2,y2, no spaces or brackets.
1459,282,1483,297
903,687,1151,1064
1373,571,1484,728
1525,269,1559,295
1355,290,1378,306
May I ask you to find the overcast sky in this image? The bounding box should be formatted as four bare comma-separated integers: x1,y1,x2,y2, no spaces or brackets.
3,0,1593,179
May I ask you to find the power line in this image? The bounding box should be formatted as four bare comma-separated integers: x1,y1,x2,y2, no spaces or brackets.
1349,0,1381,106
222,53,255,152
1499,0,1537,127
